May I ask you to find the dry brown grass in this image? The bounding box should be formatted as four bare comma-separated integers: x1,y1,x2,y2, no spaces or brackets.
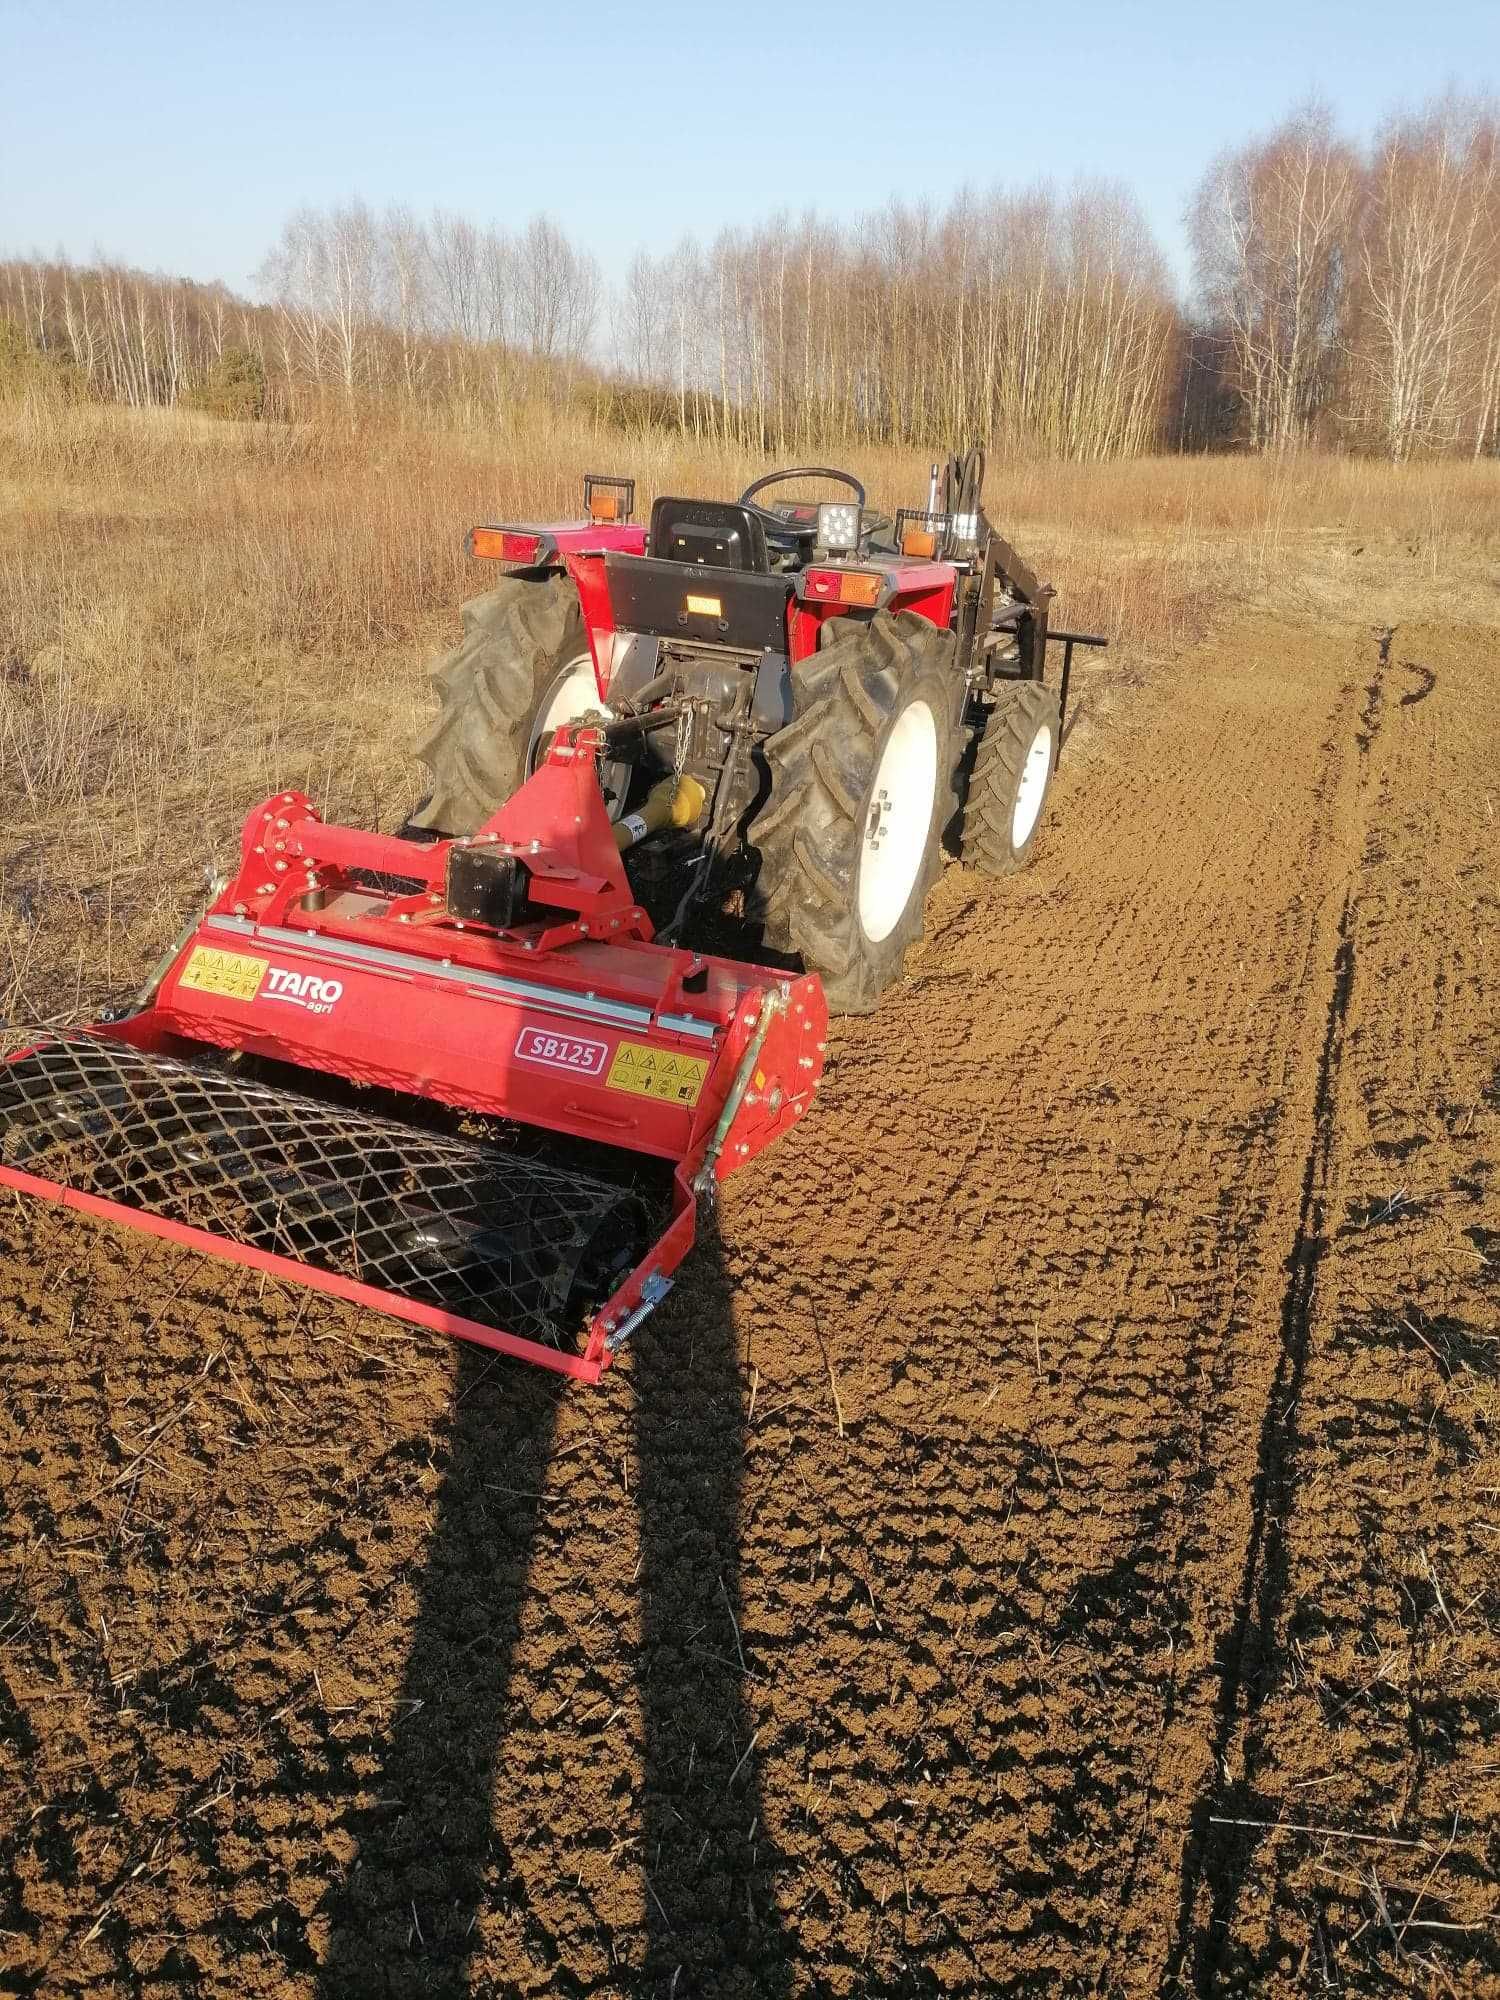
3,391,1498,1018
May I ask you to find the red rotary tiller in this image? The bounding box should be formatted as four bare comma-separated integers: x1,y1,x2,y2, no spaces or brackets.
0,451,1100,1379
0,740,823,1381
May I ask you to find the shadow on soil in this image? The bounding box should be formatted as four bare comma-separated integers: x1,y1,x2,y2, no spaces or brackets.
316,1228,791,1999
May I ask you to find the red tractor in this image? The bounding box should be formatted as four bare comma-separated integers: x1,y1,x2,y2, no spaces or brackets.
0,450,1102,1379
407,450,1103,1015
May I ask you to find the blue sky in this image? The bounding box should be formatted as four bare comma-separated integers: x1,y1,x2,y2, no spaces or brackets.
2,0,1496,300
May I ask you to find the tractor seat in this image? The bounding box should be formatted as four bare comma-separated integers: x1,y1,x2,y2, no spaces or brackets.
647,497,771,573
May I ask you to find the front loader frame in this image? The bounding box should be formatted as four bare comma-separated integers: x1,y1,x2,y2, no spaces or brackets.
948,512,1106,745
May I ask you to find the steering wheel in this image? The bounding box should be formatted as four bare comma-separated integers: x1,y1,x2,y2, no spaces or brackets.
738,467,867,538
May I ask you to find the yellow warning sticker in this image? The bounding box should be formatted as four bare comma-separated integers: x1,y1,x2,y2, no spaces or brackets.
606,1038,709,1107
178,945,267,1004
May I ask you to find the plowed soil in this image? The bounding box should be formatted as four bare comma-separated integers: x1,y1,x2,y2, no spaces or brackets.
2,609,1496,1998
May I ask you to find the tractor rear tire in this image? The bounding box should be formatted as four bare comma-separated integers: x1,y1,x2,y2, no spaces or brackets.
407,574,607,838
755,611,958,1016
959,680,1060,877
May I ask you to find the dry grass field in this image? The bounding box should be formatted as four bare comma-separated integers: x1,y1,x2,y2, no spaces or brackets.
1,394,1498,1997
3,395,1495,1023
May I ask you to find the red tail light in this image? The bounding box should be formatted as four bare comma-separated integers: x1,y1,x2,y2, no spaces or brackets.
470,528,544,564
803,569,883,608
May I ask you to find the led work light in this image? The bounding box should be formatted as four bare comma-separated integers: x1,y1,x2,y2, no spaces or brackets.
816,501,861,555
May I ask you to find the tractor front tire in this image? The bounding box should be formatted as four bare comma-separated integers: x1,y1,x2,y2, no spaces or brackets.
407,574,600,838
755,611,958,1016
959,681,1060,877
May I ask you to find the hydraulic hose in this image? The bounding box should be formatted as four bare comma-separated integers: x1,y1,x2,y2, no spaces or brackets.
941,444,986,523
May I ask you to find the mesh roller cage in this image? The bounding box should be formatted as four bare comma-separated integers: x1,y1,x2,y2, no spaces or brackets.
0,1027,651,1352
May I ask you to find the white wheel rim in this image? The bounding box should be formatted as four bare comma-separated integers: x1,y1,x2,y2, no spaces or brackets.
1011,724,1052,849
857,699,939,945
528,653,610,770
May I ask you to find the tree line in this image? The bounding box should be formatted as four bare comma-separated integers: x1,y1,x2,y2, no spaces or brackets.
0,206,603,431
1191,97,1499,458
3,93,1497,459
614,183,1173,459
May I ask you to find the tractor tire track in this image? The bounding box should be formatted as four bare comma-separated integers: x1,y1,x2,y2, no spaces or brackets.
1178,625,1500,1996
704,616,1389,1993
1163,628,1384,1993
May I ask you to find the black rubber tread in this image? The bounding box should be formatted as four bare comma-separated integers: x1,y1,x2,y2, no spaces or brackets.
408,573,587,837
959,680,1061,878
754,610,958,1016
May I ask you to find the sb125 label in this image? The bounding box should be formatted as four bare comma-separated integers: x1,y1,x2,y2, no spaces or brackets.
512,1027,610,1077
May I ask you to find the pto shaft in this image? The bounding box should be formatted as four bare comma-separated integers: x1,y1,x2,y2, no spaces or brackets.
613,772,706,853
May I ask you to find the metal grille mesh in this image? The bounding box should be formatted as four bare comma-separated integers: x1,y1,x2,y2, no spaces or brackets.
0,1029,647,1346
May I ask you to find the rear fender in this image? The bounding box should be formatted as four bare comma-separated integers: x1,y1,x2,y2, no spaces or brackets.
468,522,646,697
787,563,958,663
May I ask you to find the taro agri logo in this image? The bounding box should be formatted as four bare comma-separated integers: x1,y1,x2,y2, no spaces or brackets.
263,966,344,1015
513,1026,609,1076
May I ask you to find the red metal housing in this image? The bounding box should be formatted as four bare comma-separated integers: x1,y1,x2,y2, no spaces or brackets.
0,738,826,1382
